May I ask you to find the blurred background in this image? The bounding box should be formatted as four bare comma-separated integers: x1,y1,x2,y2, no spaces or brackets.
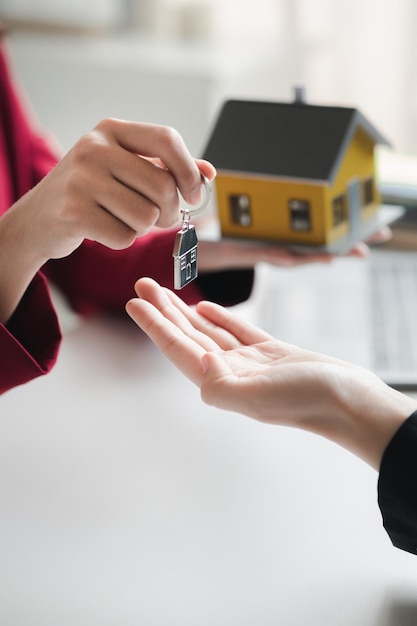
1,0,417,157
3,4,417,625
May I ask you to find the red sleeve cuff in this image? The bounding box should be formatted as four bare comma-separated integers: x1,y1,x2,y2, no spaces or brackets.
0,272,62,394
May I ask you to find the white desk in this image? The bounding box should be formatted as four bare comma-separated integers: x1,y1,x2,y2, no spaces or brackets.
1,279,417,626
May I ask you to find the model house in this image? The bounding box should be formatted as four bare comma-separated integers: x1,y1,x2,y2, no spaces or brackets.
202,97,391,252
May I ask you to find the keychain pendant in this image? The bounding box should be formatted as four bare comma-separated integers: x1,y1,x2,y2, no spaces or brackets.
172,173,211,290
173,217,198,290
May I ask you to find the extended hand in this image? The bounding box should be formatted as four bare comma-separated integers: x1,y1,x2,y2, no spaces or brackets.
126,277,417,469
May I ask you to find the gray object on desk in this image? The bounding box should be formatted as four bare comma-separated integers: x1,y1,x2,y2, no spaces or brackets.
257,246,417,389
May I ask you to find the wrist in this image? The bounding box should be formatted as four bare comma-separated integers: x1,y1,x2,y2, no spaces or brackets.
329,369,417,469
0,208,48,323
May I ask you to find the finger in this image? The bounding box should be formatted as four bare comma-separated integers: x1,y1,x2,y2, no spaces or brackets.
133,278,223,352
149,157,216,184
346,242,369,258
196,300,272,345
58,192,140,251
194,158,217,182
96,119,205,205
147,156,216,189
98,153,181,230
55,153,164,246
164,288,243,351
125,297,206,386
197,239,333,272
366,225,392,244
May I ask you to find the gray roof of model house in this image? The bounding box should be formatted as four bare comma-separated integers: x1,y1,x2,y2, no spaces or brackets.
202,99,390,184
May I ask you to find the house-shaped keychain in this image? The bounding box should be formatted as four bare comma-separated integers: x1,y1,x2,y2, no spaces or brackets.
202,92,401,253
172,221,198,289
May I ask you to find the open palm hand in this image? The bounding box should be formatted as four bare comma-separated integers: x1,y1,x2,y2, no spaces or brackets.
126,278,378,425
126,278,416,469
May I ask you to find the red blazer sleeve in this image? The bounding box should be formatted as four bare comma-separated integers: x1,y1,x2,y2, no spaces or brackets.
0,273,61,394
0,38,62,394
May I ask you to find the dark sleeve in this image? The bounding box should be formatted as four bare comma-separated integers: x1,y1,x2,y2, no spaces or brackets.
196,269,254,307
378,409,417,554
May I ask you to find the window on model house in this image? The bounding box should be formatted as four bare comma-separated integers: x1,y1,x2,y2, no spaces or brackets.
332,193,347,226
229,194,252,226
289,199,311,231
362,177,374,205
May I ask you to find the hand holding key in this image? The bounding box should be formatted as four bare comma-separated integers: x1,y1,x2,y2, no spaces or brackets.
0,118,216,324
14,119,215,261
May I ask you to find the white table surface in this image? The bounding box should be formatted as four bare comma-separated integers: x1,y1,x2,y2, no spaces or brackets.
1,273,417,626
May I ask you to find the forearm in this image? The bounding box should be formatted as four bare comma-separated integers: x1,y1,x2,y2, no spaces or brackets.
202,352,417,471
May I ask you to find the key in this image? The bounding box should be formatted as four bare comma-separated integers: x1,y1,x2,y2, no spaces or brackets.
173,212,198,289
172,173,212,290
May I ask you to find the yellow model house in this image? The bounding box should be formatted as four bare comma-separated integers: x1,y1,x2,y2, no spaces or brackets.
202,98,391,253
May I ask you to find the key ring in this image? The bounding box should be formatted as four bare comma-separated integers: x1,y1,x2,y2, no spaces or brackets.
180,173,212,220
